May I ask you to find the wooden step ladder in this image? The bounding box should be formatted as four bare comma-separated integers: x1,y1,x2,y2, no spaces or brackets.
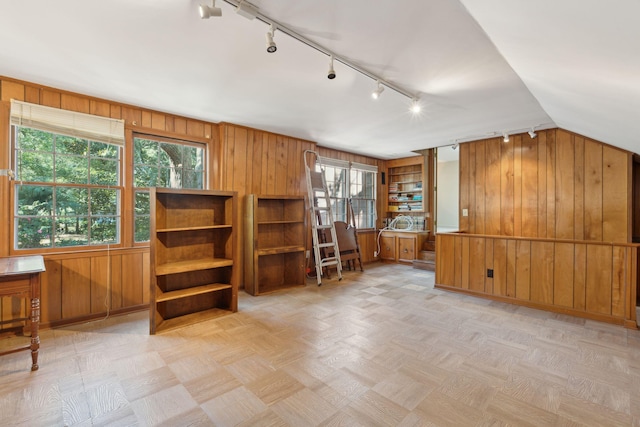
304,150,342,286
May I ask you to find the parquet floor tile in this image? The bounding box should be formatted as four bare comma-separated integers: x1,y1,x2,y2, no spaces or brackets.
1,262,639,426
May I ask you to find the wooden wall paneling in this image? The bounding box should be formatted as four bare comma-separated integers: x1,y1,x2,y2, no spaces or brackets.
174,117,187,135
142,251,150,304
61,94,90,113
61,258,91,319
459,144,470,232
150,112,166,131
274,136,288,195
122,107,142,127
453,235,462,287
40,259,62,324
553,242,574,307
574,136,585,240
469,237,485,292
223,125,235,191
141,111,152,128
537,131,548,237
90,256,110,314
109,104,122,120
233,126,248,196
611,246,626,318
573,244,587,311
187,120,205,139
493,238,507,296
485,238,494,293
506,239,516,297
555,130,575,239
122,253,144,307
625,247,637,324
245,130,255,195
90,99,111,117
513,136,522,236
250,131,263,194
602,146,629,242
461,236,470,289
287,139,300,194
266,134,277,194
0,103,9,257
521,133,539,237
485,138,502,235
586,244,612,315
474,141,486,234
438,235,455,286
515,240,531,301
109,254,123,310
545,131,556,238
41,90,61,108
584,139,603,240
165,116,175,133
1,80,25,101
530,241,554,304
501,137,515,236
25,86,40,104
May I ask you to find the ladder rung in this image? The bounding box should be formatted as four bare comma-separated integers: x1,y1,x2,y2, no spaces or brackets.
313,206,329,211
315,225,332,230
318,243,335,248
319,259,339,266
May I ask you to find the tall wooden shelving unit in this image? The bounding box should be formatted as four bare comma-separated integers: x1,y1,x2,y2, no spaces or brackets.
244,195,306,295
149,188,237,334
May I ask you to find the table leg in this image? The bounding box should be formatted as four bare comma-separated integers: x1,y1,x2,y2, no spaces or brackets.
30,297,40,371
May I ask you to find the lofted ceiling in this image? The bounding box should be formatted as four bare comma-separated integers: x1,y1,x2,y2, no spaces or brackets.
0,0,637,160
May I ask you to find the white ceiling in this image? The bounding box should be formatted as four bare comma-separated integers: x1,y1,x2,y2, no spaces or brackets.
0,0,636,159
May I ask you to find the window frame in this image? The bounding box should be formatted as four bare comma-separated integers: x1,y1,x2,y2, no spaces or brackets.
319,157,377,230
10,126,124,254
131,133,208,245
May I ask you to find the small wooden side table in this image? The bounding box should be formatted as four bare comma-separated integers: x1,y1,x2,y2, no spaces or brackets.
0,255,45,371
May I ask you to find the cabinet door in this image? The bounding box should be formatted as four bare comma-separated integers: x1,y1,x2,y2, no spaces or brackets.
398,236,416,262
380,235,396,261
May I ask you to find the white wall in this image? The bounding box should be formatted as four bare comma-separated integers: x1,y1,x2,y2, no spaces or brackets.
437,159,459,232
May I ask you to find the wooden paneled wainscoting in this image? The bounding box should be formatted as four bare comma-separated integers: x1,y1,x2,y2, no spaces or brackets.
436,233,638,328
37,248,149,328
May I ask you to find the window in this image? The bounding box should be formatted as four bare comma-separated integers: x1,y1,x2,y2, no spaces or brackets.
14,127,121,249
320,158,377,229
133,136,206,242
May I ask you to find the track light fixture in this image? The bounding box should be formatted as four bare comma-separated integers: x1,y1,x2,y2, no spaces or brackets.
410,98,421,114
452,142,459,150
528,128,537,139
371,81,384,99
327,56,336,80
266,25,277,53
236,0,258,20
199,0,222,18
503,133,510,143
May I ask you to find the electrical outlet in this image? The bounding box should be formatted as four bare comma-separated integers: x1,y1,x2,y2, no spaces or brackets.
374,251,378,257
487,269,493,278
462,208,469,217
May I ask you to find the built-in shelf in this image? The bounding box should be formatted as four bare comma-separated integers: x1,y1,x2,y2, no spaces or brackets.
155,258,234,276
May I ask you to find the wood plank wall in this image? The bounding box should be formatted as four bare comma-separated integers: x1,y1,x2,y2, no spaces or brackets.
459,129,631,243
220,123,385,284
436,233,638,328
0,76,385,327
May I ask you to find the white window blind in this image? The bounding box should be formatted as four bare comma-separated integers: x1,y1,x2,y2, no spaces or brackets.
319,156,349,169
351,161,378,172
10,99,125,146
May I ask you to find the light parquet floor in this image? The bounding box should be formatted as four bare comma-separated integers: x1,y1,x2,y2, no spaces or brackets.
1,263,640,426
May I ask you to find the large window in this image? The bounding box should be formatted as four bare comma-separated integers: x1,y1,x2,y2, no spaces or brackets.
14,127,121,249
133,136,205,242
320,159,377,229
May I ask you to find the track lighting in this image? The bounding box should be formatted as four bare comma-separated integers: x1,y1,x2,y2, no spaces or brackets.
503,133,510,143
371,81,384,99
528,128,537,139
327,56,336,80
199,0,222,18
236,0,258,20
266,25,277,53
410,98,421,114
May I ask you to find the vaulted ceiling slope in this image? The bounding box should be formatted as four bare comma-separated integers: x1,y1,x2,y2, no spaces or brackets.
0,1,636,159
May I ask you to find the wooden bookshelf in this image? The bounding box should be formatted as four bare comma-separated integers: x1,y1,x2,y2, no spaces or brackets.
149,188,237,334
245,195,306,295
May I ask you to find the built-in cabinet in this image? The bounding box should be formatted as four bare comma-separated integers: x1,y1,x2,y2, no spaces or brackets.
149,188,237,334
379,230,429,264
244,195,306,295
386,156,426,230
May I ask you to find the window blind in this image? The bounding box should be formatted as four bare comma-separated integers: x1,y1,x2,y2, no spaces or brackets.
10,99,125,146
351,161,378,172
